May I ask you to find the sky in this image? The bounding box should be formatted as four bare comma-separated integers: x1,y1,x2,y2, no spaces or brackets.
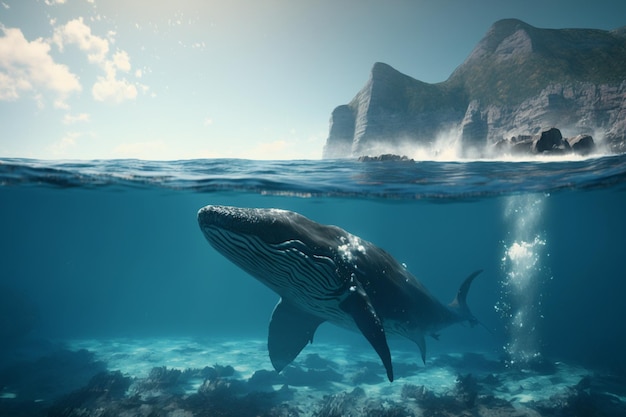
1,0,625,160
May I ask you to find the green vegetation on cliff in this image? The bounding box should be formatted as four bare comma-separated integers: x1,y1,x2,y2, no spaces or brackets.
447,19,626,105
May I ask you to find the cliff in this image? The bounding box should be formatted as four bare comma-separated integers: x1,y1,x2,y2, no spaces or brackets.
323,19,626,158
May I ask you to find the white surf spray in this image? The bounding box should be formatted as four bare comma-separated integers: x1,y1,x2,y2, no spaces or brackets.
496,194,550,367
366,125,606,162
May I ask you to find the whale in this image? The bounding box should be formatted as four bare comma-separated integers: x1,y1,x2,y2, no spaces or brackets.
197,205,481,382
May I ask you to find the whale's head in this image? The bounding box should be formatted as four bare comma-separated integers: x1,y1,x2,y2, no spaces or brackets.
197,205,343,293
198,205,315,246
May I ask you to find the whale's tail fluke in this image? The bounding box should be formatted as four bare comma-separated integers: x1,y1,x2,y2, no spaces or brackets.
448,270,483,327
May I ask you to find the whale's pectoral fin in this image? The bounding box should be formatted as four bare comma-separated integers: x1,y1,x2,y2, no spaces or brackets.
268,298,325,373
416,333,427,364
406,330,427,364
340,288,394,382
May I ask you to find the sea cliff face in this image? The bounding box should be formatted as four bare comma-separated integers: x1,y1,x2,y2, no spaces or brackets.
323,19,626,158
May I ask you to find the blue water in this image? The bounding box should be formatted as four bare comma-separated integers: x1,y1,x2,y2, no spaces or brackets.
1,155,626,414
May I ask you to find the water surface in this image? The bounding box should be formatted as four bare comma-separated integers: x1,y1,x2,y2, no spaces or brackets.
1,156,625,416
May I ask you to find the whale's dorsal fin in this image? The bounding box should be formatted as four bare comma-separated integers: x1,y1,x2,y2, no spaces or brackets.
268,298,325,373
339,285,394,382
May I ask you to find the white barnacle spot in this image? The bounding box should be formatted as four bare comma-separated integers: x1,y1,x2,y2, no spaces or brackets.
338,236,351,261
349,234,366,254
338,234,366,262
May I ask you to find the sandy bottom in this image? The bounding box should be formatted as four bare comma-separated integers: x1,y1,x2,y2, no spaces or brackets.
1,337,625,416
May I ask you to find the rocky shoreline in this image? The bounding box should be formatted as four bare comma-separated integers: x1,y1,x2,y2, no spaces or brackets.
323,19,626,159
357,128,596,161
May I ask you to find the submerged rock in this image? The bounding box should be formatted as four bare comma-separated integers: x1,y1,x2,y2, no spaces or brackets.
3,339,624,417
282,364,344,387
303,353,340,370
529,376,626,416
247,369,286,391
48,371,131,417
401,379,529,417
0,349,106,403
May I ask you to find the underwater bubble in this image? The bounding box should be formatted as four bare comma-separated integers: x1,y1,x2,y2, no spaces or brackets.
498,194,551,369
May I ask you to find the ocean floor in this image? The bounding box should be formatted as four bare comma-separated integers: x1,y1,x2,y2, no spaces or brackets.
1,337,625,416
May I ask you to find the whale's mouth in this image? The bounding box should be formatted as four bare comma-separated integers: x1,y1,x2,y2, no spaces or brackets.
197,206,344,301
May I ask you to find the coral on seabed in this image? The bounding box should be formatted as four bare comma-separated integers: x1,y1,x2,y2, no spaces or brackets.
315,387,413,417
1,349,625,417
530,376,626,417
48,371,132,416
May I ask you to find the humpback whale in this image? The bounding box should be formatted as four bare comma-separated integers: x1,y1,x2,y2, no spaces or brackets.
197,205,481,382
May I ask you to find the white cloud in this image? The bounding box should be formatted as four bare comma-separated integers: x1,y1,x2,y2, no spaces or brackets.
49,131,80,155
53,17,109,64
45,0,67,5
1,18,143,107
92,59,137,102
63,113,90,124
0,26,81,102
113,140,169,159
0,71,25,100
92,74,137,102
53,18,142,104
53,98,70,109
112,50,131,72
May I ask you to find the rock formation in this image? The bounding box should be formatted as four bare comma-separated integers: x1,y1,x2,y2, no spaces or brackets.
323,19,626,159
494,127,596,156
